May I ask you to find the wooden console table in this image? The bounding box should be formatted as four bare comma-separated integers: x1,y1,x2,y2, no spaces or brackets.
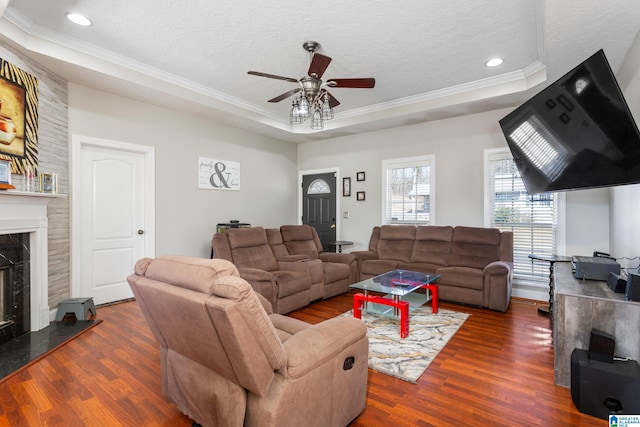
553,262,640,387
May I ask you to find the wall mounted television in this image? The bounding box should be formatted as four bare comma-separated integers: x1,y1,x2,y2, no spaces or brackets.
499,49,640,194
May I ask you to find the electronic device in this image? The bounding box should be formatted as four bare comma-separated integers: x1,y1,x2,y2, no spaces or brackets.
499,49,640,195
588,329,615,363
571,349,640,419
572,256,620,281
608,272,627,293
625,273,640,301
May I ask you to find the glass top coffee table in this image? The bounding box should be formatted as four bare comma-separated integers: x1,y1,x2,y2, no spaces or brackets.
350,269,440,338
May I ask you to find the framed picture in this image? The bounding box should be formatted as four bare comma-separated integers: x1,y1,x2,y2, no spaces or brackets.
0,58,38,175
0,159,11,184
357,171,365,181
342,177,351,196
39,172,58,193
357,191,365,201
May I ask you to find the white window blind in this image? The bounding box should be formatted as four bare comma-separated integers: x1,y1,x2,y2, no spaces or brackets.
486,150,558,281
382,155,435,225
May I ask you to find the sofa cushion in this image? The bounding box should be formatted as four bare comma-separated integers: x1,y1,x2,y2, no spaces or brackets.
271,270,311,298
435,266,484,290
376,225,416,262
226,227,279,272
280,225,321,258
322,262,350,284
410,226,453,265
448,226,501,269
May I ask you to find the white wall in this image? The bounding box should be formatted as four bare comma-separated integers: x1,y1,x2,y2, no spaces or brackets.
298,109,611,254
611,31,640,268
68,84,299,258
298,108,612,300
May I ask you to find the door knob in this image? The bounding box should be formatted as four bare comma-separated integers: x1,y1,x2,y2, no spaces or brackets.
137,229,144,235
330,224,336,229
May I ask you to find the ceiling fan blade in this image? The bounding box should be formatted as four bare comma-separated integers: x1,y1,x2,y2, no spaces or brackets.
247,71,298,83
326,78,376,88
268,88,301,103
308,53,332,78
325,91,340,108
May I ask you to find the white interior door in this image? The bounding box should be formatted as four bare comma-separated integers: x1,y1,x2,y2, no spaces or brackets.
72,137,154,305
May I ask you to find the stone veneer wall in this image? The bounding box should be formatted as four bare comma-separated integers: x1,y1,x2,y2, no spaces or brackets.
0,42,70,309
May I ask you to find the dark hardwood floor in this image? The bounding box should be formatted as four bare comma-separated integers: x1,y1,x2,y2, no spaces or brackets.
0,293,605,426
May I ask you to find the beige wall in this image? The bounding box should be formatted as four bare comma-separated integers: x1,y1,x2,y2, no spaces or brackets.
68,84,299,258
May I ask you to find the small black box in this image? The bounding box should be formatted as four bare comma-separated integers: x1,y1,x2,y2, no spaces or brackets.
588,329,615,363
608,272,627,293
626,273,640,302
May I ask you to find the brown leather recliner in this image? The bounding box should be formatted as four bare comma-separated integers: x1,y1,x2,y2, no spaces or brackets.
212,226,312,314
127,255,368,427
280,225,358,298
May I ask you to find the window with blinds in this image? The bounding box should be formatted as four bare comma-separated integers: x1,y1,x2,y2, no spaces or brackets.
486,149,558,281
382,155,435,225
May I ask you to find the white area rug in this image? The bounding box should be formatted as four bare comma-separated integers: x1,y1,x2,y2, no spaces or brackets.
341,306,469,383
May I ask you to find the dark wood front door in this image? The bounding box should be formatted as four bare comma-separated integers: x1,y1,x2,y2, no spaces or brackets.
302,172,336,250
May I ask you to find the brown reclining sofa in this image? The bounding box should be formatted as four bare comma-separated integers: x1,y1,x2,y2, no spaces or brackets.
352,225,514,312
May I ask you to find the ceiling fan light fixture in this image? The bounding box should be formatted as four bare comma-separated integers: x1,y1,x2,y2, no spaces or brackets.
247,40,375,131
66,12,92,26
321,93,334,120
298,96,310,118
290,99,303,124
310,109,324,130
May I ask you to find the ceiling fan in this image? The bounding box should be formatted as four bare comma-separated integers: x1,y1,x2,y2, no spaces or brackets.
247,41,375,129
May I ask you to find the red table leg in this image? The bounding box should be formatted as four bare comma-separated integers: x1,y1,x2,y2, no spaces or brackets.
352,293,411,338
399,301,409,338
422,284,439,313
353,293,363,319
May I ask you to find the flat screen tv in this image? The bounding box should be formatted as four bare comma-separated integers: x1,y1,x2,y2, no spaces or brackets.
499,49,640,194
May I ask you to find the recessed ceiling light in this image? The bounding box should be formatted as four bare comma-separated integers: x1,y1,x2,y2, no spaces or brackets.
66,13,92,27
486,58,504,67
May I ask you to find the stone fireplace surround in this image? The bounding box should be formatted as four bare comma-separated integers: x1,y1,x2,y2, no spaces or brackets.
0,191,64,333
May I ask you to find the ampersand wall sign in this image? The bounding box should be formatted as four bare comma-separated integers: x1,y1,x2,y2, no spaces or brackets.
198,157,240,191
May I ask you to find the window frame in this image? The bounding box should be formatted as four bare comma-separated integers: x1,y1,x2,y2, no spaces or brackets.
381,155,436,225
483,147,566,285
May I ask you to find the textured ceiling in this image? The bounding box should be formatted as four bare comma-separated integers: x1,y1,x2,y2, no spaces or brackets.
1,0,640,143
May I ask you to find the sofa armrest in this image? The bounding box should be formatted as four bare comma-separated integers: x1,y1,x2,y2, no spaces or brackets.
351,250,378,262
319,252,357,264
238,267,275,282
282,317,367,379
483,260,513,276
482,261,513,312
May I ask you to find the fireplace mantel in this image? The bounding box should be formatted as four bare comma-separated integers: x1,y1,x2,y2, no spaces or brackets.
0,190,68,331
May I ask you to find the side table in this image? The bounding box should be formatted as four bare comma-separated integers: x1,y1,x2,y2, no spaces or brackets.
328,240,353,253
528,254,572,316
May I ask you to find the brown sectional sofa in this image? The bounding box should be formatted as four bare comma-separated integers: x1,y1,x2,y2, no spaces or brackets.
352,225,514,312
212,225,356,314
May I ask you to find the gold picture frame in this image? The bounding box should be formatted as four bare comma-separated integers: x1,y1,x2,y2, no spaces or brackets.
0,58,38,175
